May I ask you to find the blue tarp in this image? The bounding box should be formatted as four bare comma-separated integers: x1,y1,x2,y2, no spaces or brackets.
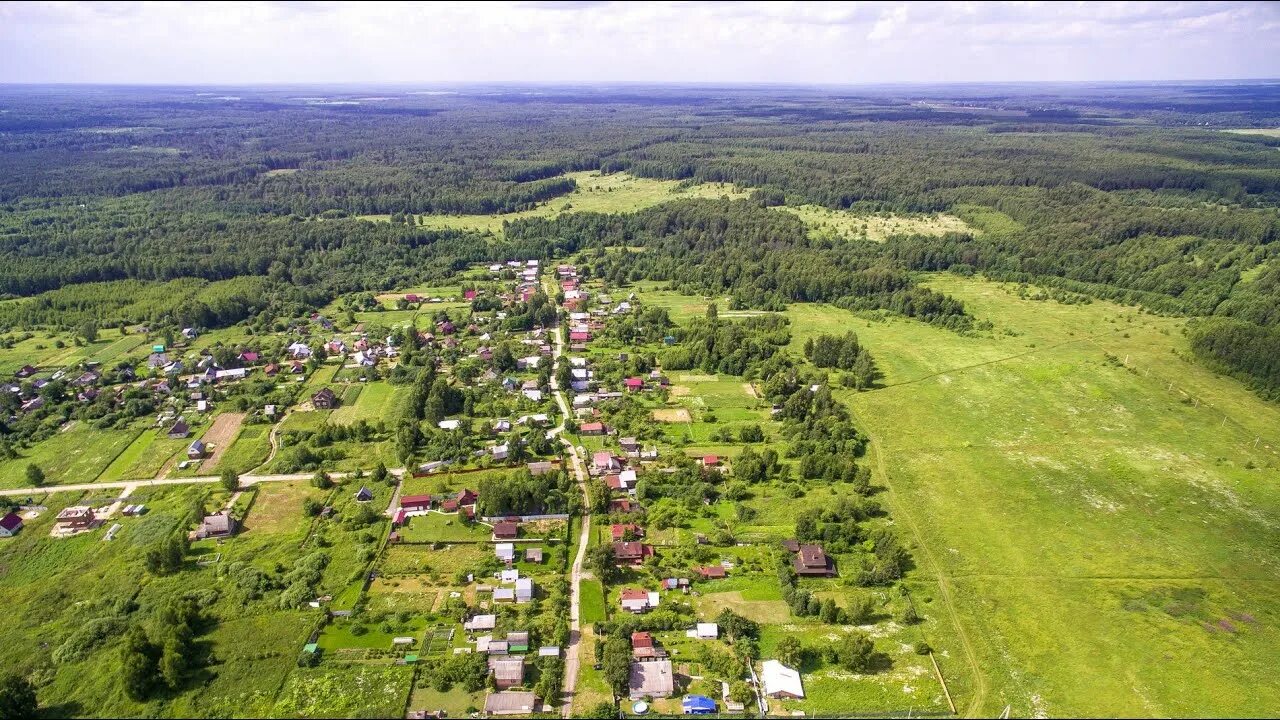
682,695,717,714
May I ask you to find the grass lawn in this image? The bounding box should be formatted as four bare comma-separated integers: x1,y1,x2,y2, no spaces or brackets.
0,422,142,488
808,273,1280,717
328,382,402,425
396,512,493,543
215,423,274,475
407,687,486,717
580,578,606,624
316,617,427,651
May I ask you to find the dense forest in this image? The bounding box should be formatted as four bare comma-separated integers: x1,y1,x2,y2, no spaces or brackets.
1,83,1279,394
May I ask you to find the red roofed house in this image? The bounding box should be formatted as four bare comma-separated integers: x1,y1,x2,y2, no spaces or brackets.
610,499,639,513
493,521,519,540
569,331,591,342
696,565,727,580
579,422,605,436
702,455,720,468
404,294,420,303
239,351,260,363
611,523,643,541
624,377,644,392
612,541,652,566
632,631,665,659
620,588,651,614
464,290,477,300
400,494,433,511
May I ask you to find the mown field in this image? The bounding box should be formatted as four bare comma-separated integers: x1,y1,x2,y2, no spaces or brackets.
782,274,1280,717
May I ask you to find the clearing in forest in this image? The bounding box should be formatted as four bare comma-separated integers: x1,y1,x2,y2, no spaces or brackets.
777,204,974,242
358,171,747,235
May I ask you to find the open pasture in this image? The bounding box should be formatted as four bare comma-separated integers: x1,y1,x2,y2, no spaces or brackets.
789,273,1280,716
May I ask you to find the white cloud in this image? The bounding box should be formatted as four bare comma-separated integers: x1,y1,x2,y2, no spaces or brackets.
0,1,1276,83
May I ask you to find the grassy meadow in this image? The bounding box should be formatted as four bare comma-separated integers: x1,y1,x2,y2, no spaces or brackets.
357,171,747,235
780,273,1280,717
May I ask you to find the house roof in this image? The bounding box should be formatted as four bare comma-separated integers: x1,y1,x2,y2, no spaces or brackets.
490,657,525,682
620,588,649,602
762,660,805,698
613,541,647,559
798,544,827,567
494,521,519,537
697,565,727,578
202,513,233,534
484,691,538,715
631,631,654,648
0,512,22,531
465,614,497,630
629,659,674,697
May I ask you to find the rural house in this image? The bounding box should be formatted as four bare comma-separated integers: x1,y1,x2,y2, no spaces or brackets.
311,387,337,409
762,660,805,699
0,512,23,537
793,543,835,577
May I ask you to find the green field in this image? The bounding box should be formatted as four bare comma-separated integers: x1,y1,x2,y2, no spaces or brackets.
215,423,274,475
358,171,747,235
0,422,142,488
787,274,1280,717
328,382,402,425
96,427,188,482
271,665,414,719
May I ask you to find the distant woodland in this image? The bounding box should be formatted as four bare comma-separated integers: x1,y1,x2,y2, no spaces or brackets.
1,84,1279,395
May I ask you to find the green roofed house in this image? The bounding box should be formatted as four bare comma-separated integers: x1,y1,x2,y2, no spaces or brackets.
153,344,166,353
303,643,318,653
404,654,418,664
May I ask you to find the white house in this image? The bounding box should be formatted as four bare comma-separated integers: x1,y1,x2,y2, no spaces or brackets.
492,443,509,461
438,419,460,431
465,614,497,631
522,389,543,402
691,623,719,639
761,660,805,699
515,578,533,603
496,543,516,564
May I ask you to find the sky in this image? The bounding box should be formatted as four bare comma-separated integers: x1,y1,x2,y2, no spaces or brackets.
1,1,1278,85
